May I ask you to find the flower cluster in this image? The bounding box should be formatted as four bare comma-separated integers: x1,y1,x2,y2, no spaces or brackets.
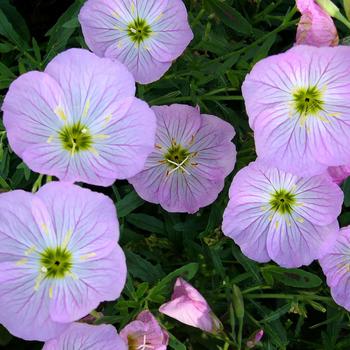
2,0,350,348
222,0,350,314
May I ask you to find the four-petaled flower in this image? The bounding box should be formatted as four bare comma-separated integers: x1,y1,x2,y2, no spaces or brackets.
79,0,194,84
242,45,350,176
129,104,236,213
0,182,126,341
222,161,343,268
2,48,156,186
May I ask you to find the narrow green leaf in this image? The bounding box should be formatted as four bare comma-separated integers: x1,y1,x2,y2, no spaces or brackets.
345,0,350,19
263,266,322,288
205,0,253,35
116,191,145,218
126,213,165,234
148,263,199,300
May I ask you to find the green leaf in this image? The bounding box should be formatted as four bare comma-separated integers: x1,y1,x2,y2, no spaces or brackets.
126,213,165,234
262,266,323,288
0,325,12,346
205,0,253,35
45,0,84,62
0,8,28,49
345,0,350,19
125,250,165,283
116,191,145,218
168,333,187,350
343,177,350,207
0,0,30,43
148,263,199,301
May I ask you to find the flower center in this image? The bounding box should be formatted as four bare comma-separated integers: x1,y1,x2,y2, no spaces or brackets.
269,189,296,215
164,143,190,169
59,122,93,154
293,86,324,117
127,18,152,43
40,247,72,278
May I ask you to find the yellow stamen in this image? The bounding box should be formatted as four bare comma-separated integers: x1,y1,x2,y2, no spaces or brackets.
55,107,67,122
82,99,90,118
49,286,53,299
16,258,28,266
25,246,36,256
80,252,96,261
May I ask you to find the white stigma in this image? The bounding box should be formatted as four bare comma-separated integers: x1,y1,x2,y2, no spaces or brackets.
167,156,191,175
137,335,154,350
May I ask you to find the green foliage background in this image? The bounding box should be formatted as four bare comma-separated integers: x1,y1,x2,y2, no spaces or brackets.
0,0,350,349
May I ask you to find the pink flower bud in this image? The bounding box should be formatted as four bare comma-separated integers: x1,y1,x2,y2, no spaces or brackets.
296,0,339,47
159,278,222,334
246,329,264,349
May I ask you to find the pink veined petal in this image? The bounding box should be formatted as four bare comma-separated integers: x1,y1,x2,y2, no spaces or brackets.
79,0,132,56
92,98,156,179
2,71,66,157
49,246,126,323
0,191,55,261
153,104,201,146
136,0,168,22
292,174,343,225
45,48,135,126
0,262,68,341
147,0,193,62
36,182,120,258
43,323,127,350
319,227,350,311
105,40,172,84
267,214,339,268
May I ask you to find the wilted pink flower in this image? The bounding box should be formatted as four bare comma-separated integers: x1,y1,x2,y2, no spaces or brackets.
43,323,127,350
246,329,264,349
159,278,222,333
327,165,350,184
296,0,338,47
120,310,168,350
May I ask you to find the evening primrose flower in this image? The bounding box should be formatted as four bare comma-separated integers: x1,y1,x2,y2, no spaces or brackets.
43,323,127,350
128,104,236,213
296,0,338,47
159,278,222,333
319,226,350,311
120,310,169,350
2,48,156,186
222,161,342,268
242,45,350,176
79,0,193,84
0,182,126,341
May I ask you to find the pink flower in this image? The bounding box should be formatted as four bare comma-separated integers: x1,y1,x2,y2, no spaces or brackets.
159,278,222,334
246,329,264,349
120,311,168,350
296,0,338,47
